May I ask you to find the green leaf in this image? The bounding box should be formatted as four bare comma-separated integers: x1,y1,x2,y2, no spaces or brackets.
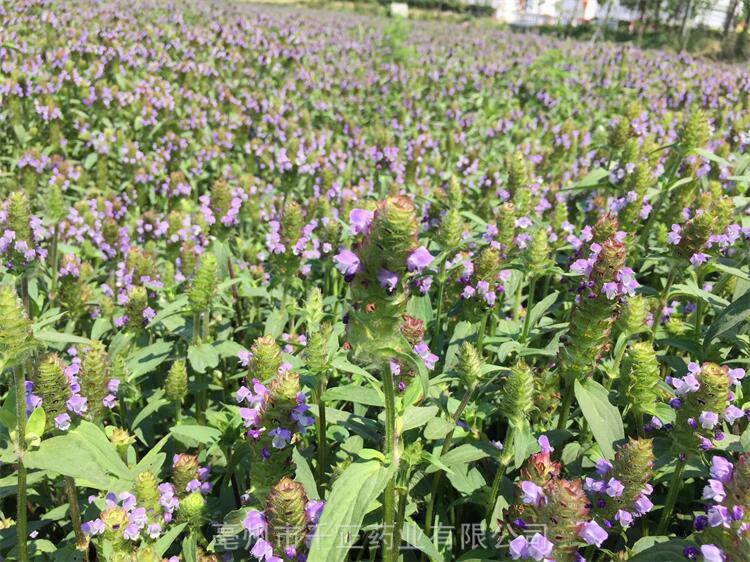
154,523,186,556
401,520,442,561
402,405,439,431
574,379,624,459
323,384,383,407
187,343,220,374
169,425,221,447
307,460,394,562
25,421,131,490
25,407,45,442
33,330,91,345
293,447,320,500
628,537,694,560
563,167,608,191
704,290,750,346
525,291,559,333
127,341,172,380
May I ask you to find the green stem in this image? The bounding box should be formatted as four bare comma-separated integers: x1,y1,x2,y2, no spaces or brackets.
476,311,489,355
64,476,88,561
520,277,537,343
485,424,515,530
14,365,28,562
174,400,182,424
381,364,399,562
656,457,687,535
431,259,448,351
315,377,328,491
50,224,59,299
424,384,477,538
556,381,575,430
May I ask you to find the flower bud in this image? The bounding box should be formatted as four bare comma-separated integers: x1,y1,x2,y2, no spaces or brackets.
400,315,425,347
0,284,38,367
592,214,619,245
172,454,200,497
475,247,501,284
499,362,534,428
303,287,324,332
109,427,135,461
679,108,710,150
46,184,66,222
134,471,161,518
188,252,217,314
361,196,418,275
456,342,483,388
525,228,552,277
437,208,463,250
617,295,650,336
266,477,308,554
675,211,713,261
177,491,206,530
165,360,188,403
507,153,529,196
125,285,148,331
622,342,661,415
249,335,282,380
79,341,110,422
35,354,70,427
306,324,331,378
281,201,304,248
7,191,32,245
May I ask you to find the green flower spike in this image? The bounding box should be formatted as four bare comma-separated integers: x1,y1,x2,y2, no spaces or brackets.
165,359,188,404
249,335,283,381
188,252,217,314
78,341,110,422
35,355,70,427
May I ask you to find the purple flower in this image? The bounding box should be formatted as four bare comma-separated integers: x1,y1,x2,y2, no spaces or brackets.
333,249,360,277
633,494,653,515
724,405,744,424
690,253,709,266
702,479,726,502
595,458,613,475
305,500,325,525
667,224,682,244
700,544,725,562
123,523,140,540
728,367,745,385
707,505,731,527
709,456,733,483
578,520,608,547
413,342,438,371
527,533,553,560
55,413,71,430
606,478,624,498
250,537,274,559
508,535,529,560
615,509,633,528
238,351,252,367
376,268,398,292
520,481,545,507
538,435,554,453
243,510,267,538
407,246,433,273
66,394,88,415
268,428,292,449
82,518,105,536
348,209,374,235
699,411,719,430
461,285,475,299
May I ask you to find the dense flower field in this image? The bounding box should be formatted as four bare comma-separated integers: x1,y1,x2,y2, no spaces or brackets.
1,0,750,561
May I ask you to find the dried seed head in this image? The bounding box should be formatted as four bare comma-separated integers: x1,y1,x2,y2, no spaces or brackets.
266,477,308,553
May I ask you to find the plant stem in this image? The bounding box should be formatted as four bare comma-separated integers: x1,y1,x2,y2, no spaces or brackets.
381,364,399,562
656,457,687,535
520,277,537,343
485,423,515,530
64,476,88,561
476,311,489,354
174,400,182,424
315,377,328,491
14,365,28,562
424,384,477,538
556,381,575,430
431,259,448,351
50,224,59,299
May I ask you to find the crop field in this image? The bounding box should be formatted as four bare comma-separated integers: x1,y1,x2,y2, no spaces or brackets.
1,1,750,561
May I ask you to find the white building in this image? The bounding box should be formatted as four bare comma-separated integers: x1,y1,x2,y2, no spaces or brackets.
491,0,735,31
